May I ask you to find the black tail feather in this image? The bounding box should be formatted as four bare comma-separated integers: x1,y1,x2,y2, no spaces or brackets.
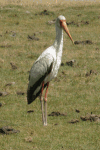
27,83,47,104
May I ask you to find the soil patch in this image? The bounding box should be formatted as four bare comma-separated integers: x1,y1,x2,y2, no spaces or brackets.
61,60,76,67
75,109,80,113
66,60,76,67
68,119,79,124
0,126,20,134
28,35,39,41
27,110,34,113
48,112,67,116
0,45,11,48
85,70,98,76
16,91,25,95
74,40,93,45
10,62,17,70
5,82,15,86
0,103,2,107
66,20,89,27
35,10,54,16
80,113,100,122
0,91,8,96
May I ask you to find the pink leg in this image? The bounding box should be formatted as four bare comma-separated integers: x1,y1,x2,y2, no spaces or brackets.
44,82,49,126
40,81,44,125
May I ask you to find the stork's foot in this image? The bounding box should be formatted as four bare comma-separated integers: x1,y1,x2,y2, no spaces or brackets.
43,122,47,126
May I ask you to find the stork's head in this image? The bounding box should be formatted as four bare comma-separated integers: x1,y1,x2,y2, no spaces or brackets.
56,15,74,44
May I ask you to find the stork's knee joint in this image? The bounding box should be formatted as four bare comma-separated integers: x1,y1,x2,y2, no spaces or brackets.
44,98,47,102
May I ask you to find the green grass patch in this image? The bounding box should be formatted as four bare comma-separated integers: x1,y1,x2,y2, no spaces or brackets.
0,3,100,150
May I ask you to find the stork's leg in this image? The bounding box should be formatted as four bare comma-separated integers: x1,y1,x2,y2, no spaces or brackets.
40,81,44,125
44,82,49,126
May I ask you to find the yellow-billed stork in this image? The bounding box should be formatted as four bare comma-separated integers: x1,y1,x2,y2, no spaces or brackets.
27,15,74,126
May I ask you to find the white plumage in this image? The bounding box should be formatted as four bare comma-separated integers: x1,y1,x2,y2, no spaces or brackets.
27,15,73,126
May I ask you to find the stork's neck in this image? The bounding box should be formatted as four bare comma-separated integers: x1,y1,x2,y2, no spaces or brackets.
53,26,63,52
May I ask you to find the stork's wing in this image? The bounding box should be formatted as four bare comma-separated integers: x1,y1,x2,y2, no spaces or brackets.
27,54,54,104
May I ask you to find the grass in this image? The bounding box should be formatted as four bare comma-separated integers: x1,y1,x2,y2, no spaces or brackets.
0,2,100,150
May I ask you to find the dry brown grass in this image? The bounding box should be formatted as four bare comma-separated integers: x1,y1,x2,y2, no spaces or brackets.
0,0,100,6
